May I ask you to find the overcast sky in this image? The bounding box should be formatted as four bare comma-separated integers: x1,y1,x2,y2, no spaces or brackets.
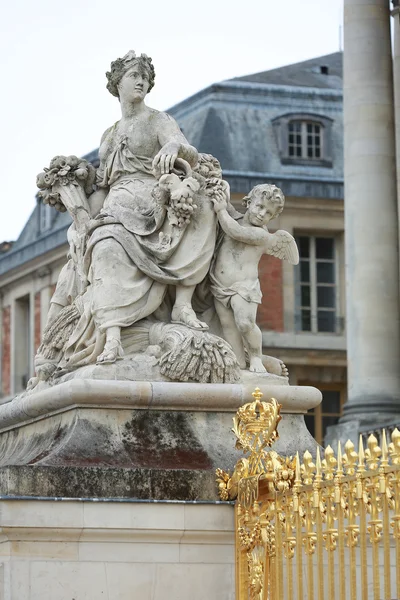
0,0,343,242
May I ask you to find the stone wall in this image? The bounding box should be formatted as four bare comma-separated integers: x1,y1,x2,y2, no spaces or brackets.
0,499,235,600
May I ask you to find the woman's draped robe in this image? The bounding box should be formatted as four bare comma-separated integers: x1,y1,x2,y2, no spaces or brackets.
63,133,218,366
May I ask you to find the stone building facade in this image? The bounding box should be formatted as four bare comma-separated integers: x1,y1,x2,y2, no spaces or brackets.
0,53,345,444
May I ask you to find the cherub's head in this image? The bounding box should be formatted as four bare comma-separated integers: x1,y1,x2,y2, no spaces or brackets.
242,184,285,227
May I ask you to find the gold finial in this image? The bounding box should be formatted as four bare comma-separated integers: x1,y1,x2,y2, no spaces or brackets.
313,447,322,508
295,451,301,484
389,428,400,465
365,434,381,470
316,447,322,478
343,439,358,475
252,387,263,402
301,450,316,485
334,442,343,503
216,388,287,502
358,435,365,471
337,441,343,474
381,430,388,466
322,445,337,480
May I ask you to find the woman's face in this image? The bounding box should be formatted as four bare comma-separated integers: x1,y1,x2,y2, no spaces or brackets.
118,63,150,103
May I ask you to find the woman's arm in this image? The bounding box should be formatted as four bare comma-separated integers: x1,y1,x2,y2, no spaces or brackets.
88,188,108,217
153,112,198,173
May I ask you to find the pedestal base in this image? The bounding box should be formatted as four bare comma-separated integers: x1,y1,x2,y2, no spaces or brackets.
0,379,321,500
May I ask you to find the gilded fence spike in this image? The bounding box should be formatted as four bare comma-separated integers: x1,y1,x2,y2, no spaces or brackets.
334,441,346,600
343,438,358,475
295,452,301,484
357,436,365,499
381,429,388,467
313,448,322,508
389,428,400,465
365,434,381,470
358,435,365,469
335,442,343,503
301,450,315,485
379,429,392,600
322,444,337,480
337,441,343,474
316,448,322,473
293,452,301,512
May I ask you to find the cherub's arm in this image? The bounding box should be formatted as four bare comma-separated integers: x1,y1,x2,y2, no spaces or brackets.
212,194,268,246
154,112,198,173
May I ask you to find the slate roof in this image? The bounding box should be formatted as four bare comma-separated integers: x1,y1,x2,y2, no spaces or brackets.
0,54,344,275
228,52,343,90
168,52,344,196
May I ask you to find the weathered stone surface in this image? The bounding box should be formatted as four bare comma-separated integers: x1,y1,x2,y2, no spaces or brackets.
0,465,217,500
0,379,320,499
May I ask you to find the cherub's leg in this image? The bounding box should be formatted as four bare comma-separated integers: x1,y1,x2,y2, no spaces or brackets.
231,297,266,373
171,284,208,330
214,298,246,368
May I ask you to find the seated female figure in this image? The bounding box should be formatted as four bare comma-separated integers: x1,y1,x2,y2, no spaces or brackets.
83,51,217,364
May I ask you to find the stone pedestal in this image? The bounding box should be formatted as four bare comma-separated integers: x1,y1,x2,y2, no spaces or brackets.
0,379,321,499
0,378,320,599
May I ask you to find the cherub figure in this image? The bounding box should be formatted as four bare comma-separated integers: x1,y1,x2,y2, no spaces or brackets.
210,183,299,373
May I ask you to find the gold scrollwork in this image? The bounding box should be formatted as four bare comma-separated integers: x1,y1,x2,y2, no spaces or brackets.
216,389,400,600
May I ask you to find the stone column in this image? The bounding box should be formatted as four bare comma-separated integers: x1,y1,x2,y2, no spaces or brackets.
393,1,400,270
342,0,400,423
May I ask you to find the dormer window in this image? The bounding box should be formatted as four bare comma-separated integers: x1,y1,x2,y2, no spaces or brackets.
272,113,333,167
288,121,322,160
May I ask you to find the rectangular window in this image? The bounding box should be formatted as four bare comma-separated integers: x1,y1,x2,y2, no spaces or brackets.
302,386,345,445
288,122,302,157
288,121,323,160
295,235,338,333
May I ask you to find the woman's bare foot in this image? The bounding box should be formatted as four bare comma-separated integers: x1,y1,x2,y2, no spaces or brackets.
249,356,267,373
97,338,124,364
171,303,208,330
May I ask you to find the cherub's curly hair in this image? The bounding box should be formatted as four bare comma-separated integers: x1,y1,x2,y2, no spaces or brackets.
106,50,155,98
242,183,285,218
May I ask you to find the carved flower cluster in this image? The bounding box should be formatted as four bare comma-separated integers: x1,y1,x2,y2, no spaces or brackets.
36,155,96,212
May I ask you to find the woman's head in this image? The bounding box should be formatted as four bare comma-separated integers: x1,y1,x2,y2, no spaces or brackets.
106,50,155,99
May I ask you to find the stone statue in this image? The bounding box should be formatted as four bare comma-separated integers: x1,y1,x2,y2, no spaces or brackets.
29,50,297,391
210,183,299,373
